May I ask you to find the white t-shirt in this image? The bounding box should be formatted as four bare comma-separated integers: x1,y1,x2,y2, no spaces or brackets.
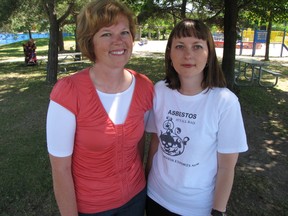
146,80,248,216
47,75,151,157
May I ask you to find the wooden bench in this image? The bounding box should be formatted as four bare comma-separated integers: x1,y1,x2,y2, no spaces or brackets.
255,67,282,87
234,60,252,84
234,68,240,80
234,62,282,87
234,66,254,86
38,58,48,65
58,60,89,73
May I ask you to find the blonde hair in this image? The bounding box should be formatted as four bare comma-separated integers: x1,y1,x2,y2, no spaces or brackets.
77,0,136,61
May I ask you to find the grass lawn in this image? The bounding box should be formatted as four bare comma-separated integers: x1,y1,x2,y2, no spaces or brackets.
0,38,287,215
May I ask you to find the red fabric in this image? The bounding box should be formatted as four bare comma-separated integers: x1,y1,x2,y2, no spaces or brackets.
50,68,153,213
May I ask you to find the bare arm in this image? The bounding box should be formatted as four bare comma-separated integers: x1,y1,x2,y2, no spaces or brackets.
145,133,159,178
49,154,78,216
212,153,239,212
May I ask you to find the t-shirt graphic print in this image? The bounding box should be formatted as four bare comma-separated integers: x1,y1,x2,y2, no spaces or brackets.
160,116,190,156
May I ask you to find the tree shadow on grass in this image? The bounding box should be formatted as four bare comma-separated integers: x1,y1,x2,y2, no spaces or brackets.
0,62,58,215
128,54,165,83
1,57,287,215
228,86,288,215
0,39,50,60
128,55,288,215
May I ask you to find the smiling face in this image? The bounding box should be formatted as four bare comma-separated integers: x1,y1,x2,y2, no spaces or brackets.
92,15,133,69
170,36,208,80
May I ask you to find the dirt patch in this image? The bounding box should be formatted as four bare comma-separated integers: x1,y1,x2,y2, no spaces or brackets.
228,87,288,215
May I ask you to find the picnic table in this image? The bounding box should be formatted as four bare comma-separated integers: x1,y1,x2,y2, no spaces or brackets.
58,52,82,61
234,58,281,87
39,52,83,64
39,52,90,72
58,52,90,72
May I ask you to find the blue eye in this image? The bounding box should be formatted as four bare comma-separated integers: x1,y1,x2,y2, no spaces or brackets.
193,45,203,50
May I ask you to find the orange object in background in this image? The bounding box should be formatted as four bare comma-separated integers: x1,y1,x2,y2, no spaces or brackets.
214,41,262,49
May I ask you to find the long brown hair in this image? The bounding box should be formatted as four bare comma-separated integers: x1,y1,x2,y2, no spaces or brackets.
165,19,226,90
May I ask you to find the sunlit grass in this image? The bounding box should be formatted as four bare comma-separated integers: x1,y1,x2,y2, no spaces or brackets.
0,37,77,61
0,38,287,215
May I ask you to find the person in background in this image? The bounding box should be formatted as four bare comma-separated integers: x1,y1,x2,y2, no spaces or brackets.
23,39,37,65
46,0,153,215
145,19,248,216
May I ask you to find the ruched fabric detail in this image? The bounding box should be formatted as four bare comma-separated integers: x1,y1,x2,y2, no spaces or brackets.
50,68,153,213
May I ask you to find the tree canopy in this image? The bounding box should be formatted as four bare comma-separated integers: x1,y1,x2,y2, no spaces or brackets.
0,0,287,85
0,0,21,30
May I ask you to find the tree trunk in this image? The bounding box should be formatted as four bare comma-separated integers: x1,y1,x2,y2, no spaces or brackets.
28,30,32,39
222,0,238,90
264,11,273,61
75,14,80,52
58,29,64,52
43,1,75,84
171,1,177,26
180,0,187,19
45,1,59,84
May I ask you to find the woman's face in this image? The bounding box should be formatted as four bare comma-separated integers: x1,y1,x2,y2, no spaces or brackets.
170,36,208,80
92,15,133,69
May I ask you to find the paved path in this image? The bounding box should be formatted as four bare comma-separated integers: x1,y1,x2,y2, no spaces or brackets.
133,40,288,64
1,40,287,64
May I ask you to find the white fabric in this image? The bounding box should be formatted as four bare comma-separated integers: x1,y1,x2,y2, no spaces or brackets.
47,75,150,157
146,80,248,216
46,101,76,157
97,75,135,124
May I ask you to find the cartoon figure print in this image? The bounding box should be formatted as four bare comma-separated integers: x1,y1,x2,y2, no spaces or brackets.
160,117,190,156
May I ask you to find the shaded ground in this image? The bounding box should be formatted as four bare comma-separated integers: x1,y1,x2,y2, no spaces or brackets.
214,56,287,215
0,45,287,215
228,81,288,214
131,51,288,215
